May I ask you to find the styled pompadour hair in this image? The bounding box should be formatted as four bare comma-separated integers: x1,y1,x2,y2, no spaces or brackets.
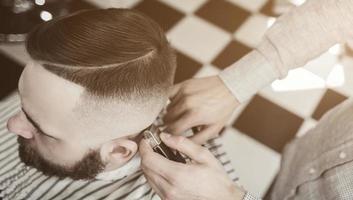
26,8,176,99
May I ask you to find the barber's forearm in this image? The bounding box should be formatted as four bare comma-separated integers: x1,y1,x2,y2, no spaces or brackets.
219,50,278,103
260,0,353,75
219,0,353,103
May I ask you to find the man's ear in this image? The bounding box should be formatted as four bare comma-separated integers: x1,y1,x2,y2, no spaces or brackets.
100,138,138,171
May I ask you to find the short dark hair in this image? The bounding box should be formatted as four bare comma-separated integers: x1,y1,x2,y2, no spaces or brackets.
26,8,176,99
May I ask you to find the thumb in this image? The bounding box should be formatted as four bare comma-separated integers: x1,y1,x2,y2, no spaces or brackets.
160,133,214,164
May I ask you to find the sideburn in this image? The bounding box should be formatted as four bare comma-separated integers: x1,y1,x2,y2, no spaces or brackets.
17,137,105,180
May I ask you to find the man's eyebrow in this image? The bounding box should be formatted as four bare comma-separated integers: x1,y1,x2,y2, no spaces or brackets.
21,108,58,140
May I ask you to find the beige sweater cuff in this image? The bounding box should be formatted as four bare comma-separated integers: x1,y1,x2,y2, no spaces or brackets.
218,50,279,103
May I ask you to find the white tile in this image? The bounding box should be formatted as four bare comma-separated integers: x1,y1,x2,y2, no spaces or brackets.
326,63,345,88
303,51,338,81
288,0,307,6
328,44,344,56
330,56,353,97
234,14,272,48
167,16,231,63
296,118,317,138
259,84,325,118
221,128,280,197
158,0,207,14
109,0,142,8
226,0,267,12
260,49,340,118
85,0,141,8
0,43,30,65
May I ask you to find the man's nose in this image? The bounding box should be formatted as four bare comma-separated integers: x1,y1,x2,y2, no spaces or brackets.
7,111,34,139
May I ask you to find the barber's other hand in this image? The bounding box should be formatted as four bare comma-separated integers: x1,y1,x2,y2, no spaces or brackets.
164,76,240,144
139,133,245,200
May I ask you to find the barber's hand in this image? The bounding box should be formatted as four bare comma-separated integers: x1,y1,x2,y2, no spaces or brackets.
164,76,240,144
139,133,245,200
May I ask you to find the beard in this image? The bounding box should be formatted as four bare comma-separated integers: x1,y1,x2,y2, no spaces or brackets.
17,137,105,180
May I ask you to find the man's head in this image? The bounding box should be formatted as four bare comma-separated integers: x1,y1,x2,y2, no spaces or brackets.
6,8,176,180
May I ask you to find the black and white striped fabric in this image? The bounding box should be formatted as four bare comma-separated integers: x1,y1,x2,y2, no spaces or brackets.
0,92,238,200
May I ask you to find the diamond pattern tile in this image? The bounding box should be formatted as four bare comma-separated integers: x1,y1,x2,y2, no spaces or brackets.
260,0,279,17
167,15,231,63
312,89,348,120
174,51,203,83
134,0,184,31
234,13,272,48
212,40,252,69
196,0,251,33
227,0,268,12
159,0,207,14
233,95,304,152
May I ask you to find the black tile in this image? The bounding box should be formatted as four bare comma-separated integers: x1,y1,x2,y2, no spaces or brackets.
67,0,98,12
174,51,202,83
212,40,252,69
134,0,185,32
233,95,303,152
260,0,279,17
196,0,251,33
312,89,348,120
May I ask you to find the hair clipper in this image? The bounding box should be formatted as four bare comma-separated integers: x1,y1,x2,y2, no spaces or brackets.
143,124,186,163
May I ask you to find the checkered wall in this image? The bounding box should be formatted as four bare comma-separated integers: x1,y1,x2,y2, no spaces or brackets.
1,0,352,197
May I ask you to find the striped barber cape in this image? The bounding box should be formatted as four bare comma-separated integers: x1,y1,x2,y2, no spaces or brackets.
0,93,238,200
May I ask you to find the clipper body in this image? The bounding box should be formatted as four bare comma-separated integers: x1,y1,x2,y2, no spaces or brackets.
143,125,186,164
